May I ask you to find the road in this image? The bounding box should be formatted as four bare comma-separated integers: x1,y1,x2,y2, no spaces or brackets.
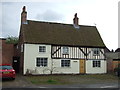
1,74,119,89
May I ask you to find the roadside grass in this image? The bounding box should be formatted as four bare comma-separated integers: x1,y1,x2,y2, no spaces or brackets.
25,74,119,85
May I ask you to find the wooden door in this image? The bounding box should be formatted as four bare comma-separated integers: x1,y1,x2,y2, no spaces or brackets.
80,59,85,74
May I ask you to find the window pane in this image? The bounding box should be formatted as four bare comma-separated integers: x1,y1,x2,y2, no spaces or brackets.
36,59,40,66
93,48,100,56
63,47,69,54
93,60,101,67
36,58,48,67
39,46,46,52
93,61,95,67
98,61,100,67
61,60,70,67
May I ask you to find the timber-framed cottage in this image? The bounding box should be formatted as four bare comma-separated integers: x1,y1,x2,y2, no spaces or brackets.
18,6,106,75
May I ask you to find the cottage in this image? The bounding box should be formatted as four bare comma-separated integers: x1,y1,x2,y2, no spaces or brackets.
19,6,106,75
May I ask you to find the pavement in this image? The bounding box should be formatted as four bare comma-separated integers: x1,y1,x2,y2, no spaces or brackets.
25,83,119,88
1,74,119,89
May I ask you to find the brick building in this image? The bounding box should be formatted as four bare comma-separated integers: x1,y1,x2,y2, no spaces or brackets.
0,38,14,65
0,38,20,73
105,48,120,73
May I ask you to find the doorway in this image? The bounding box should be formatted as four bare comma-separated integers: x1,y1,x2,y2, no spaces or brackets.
12,57,20,73
80,59,85,74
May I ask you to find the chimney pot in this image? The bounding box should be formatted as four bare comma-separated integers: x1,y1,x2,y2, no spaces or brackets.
23,6,26,12
75,13,77,18
73,13,79,26
73,13,79,29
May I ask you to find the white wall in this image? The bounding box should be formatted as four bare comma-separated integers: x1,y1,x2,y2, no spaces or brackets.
52,47,105,60
86,60,107,74
24,44,51,74
24,43,106,75
24,44,79,75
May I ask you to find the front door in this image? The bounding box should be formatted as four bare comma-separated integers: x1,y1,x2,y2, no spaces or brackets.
80,59,85,74
12,57,20,73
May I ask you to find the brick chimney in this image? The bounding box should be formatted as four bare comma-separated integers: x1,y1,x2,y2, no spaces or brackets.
73,13,79,26
73,13,79,29
21,6,28,24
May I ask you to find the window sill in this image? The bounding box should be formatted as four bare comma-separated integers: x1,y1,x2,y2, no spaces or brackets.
93,67,101,68
39,52,46,54
36,66,48,67
61,67,71,68
93,54,100,56
62,54,69,55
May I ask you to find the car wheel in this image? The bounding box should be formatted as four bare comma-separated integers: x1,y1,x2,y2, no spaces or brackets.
12,78,15,80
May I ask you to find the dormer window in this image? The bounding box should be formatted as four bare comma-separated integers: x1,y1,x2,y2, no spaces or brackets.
93,48,100,56
63,46,69,54
39,46,46,52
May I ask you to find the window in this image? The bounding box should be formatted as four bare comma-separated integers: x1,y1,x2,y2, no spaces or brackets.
61,60,70,67
21,44,23,52
93,48,100,56
16,45,19,49
36,58,47,67
93,60,101,67
0,65,13,70
63,47,69,54
39,46,46,52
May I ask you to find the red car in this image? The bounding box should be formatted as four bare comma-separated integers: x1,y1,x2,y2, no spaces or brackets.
0,64,16,80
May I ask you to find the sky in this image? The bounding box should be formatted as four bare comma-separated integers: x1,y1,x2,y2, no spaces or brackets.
0,0,119,51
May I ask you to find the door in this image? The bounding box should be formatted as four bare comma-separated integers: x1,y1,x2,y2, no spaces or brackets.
12,57,20,73
80,59,85,74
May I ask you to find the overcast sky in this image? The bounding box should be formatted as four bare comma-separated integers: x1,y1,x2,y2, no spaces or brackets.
0,0,119,51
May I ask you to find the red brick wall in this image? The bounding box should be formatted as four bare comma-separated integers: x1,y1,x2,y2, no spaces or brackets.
113,61,120,70
1,39,14,65
107,59,113,73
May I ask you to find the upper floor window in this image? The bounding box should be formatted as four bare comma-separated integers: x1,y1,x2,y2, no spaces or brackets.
93,48,100,56
63,46,69,54
39,46,46,52
61,60,70,67
93,60,101,67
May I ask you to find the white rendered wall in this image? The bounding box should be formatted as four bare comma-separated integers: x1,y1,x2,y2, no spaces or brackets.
86,60,107,74
24,44,51,74
24,44,79,75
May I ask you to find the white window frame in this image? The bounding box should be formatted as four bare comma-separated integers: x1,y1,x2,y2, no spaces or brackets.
61,60,70,67
36,58,48,67
93,60,101,67
62,46,69,54
39,46,46,52
93,48,100,56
